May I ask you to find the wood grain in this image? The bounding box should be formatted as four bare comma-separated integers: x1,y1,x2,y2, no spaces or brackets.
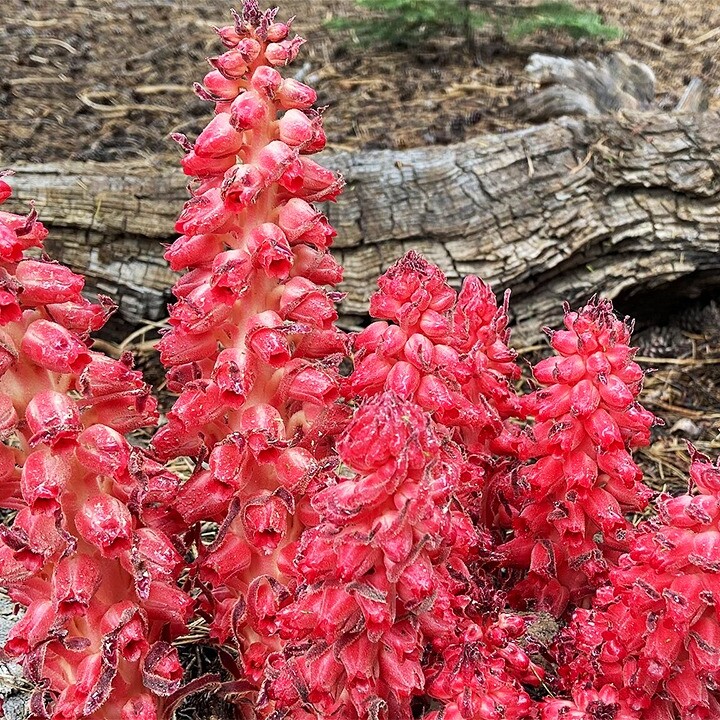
7,111,720,343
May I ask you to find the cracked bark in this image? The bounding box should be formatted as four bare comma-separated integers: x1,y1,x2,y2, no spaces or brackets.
7,111,720,343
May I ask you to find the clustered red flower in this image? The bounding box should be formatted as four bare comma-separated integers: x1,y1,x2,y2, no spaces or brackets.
553,449,720,720
3,3,719,720
0,184,191,719
500,300,657,614
150,3,351,695
259,394,541,719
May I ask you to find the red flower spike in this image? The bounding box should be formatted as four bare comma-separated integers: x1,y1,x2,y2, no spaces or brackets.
16,259,85,305
0,183,185,720
500,298,656,613
152,10,354,711
21,319,91,373
554,449,720,719
260,393,541,718
75,494,134,558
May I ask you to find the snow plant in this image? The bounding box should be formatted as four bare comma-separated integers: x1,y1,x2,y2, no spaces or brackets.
0,180,192,719
1,3,719,720
551,449,720,719
501,300,657,614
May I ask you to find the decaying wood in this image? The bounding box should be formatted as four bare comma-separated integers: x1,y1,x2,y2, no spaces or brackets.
520,52,656,122
7,111,720,344
674,78,709,113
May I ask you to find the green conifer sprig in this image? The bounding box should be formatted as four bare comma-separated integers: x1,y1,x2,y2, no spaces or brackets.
329,0,620,51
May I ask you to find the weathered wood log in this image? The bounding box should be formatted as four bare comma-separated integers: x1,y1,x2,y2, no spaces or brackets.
675,78,709,113
7,111,720,344
520,52,656,121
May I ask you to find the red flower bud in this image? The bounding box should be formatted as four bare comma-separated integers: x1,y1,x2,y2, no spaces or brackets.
277,198,335,249
164,233,226,272
296,157,343,201
209,50,249,80
235,37,262,63
230,90,268,130
265,37,304,66
250,65,283,98
181,149,237,178
246,310,293,366
221,163,266,212
134,528,184,581
175,187,232,235
170,283,235,333
167,382,223,429
256,141,300,187
47,295,114,334
0,179,11,204
4,599,56,657
175,469,236,524
52,555,101,616
201,69,243,101
239,404,287,463
276,78,317,109
20,447,72,513
21,319,90,373
385,361,421,399
75,494,133,558
157,327,219,366
212,248,253,290
142,582,194,629
284,363,338,405
279,277,338,329
277,108,322,149
25,390,82,448
142,641,184,696
212,347,255,406
200,533,252,584
209,433,249,488
246,222,293,278
274,446,316,491
16,259,84,305
76,424,130,479
266,22,291,42
195,112,244,158
122,695,159,720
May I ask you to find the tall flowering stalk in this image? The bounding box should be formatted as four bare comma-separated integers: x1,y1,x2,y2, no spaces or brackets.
152,0,350,689
0,183,192,719
347,252,521,443
499,299,657,615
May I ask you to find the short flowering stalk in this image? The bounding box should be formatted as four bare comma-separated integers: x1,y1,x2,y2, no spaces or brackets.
501,299,657,614
348,252,521,440
555,449,720,720
152,0,348,687
0,186,191,719
259,393,540,719
346,251,524,529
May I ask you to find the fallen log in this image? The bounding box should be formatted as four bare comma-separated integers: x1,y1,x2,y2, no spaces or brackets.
7,111,720,343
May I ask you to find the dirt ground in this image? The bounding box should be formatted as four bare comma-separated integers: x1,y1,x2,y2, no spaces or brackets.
1,0,720,163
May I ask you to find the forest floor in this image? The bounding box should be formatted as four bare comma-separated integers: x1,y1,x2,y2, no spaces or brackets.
2,0,720,162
